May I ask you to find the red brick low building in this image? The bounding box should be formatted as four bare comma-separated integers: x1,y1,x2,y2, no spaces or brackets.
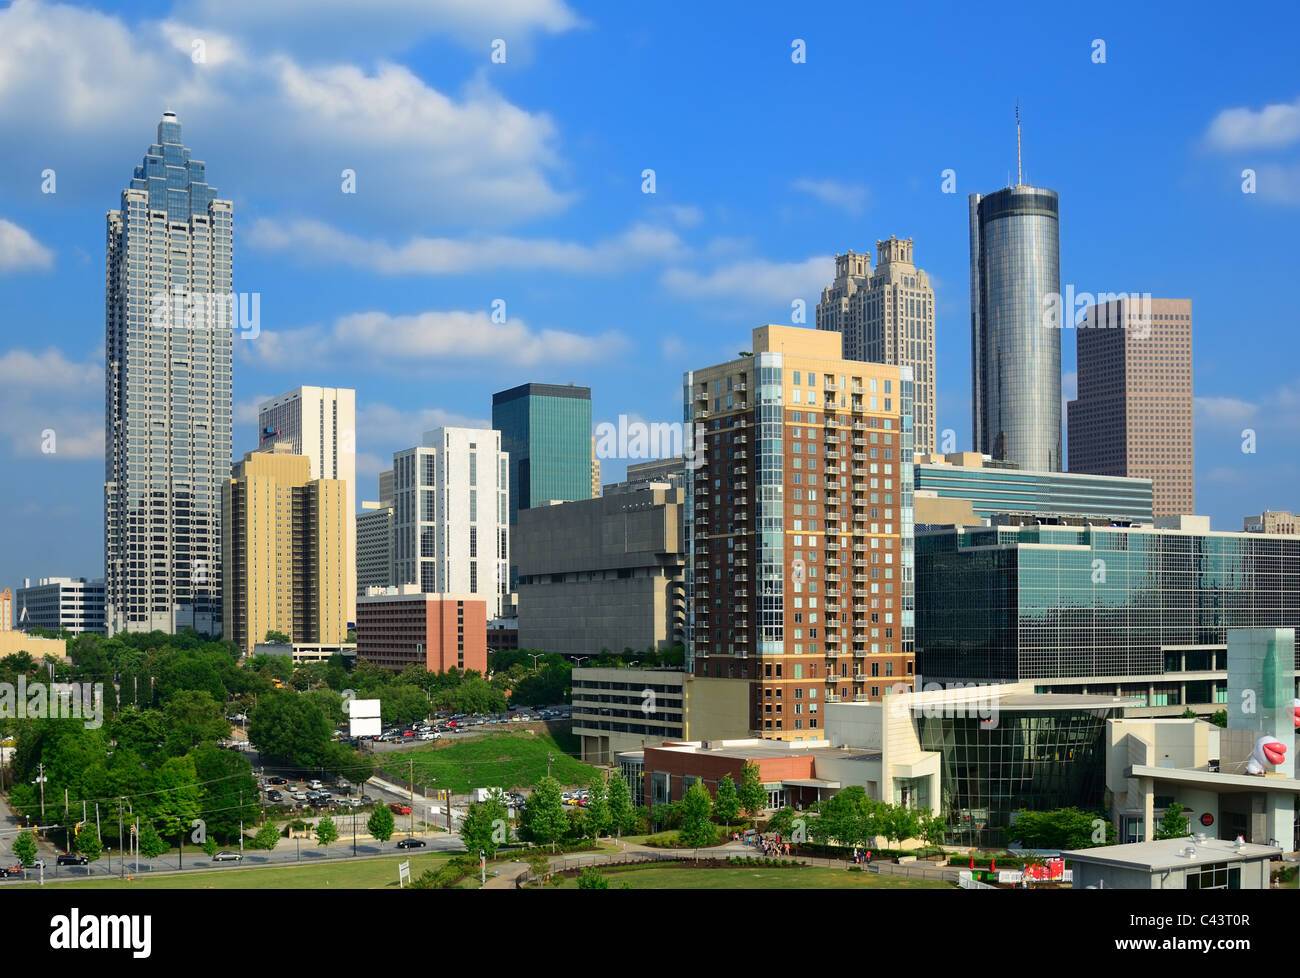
355,585,487,673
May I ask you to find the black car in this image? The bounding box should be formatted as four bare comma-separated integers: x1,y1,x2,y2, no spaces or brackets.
57,853,89,867
267,777,288,786
266,789,283,802
395,838,427,849
0,865,23,878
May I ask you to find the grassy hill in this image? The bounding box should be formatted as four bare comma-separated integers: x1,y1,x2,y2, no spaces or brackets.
380,728,597,794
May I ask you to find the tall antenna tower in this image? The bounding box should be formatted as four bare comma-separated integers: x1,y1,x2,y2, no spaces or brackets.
1016,102,1023,186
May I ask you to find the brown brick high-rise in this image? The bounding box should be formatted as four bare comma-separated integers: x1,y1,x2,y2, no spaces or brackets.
1067,297,1193,518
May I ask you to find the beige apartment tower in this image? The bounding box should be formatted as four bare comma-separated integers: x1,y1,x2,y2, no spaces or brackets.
816,237,936,453
685,325,916,742
222,445,349,654
1067,297,1193,518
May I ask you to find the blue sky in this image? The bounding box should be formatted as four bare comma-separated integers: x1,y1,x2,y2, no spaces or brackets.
1,0,1298,591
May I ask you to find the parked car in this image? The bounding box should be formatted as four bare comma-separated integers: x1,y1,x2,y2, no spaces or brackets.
267,776,288,786
0,864,23,878
57,853,89,867
22,859,46,871
212,851,243,863
266,789,283,802
395,838,426,849
292,791,308,801
389,802,413,815
307,779,324,790
418,731,440,741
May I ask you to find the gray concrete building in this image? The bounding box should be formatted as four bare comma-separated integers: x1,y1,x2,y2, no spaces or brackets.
355,502,393,596
515,485,686,656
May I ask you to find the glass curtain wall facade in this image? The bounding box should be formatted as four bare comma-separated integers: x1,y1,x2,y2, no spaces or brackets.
916,708,1112,847
491,383,592,524
105,112,233,635
913,465,1153,523
969,187,1062,472
917,525,1300,695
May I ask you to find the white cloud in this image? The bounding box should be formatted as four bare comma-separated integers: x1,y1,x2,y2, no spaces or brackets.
792,178,869,215
1195,395,1257,430
662,256,832,305
0,348,102,459
0,1,572,226
0,218,54,273
247,218,686,275
174,0,582,57
1204,95,1300,150
355,401,490,478
1253,162,1300,205
247,308,628,370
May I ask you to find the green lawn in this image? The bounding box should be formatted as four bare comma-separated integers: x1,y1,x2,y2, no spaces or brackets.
542,864,954,889
33,851,459,890
380,729,597,793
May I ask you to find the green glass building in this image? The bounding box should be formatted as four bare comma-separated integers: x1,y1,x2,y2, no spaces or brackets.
492,383,593,524
916,523,1300,710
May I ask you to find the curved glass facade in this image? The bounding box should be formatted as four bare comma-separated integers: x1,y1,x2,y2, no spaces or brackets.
970,187,1062,472
917,707,1112,846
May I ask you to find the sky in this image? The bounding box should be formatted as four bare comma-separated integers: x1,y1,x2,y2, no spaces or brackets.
0,0,1297,592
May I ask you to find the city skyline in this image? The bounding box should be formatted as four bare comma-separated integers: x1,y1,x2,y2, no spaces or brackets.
2,1,1298,593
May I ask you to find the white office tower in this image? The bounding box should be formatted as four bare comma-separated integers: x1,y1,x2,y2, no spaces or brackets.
391,427,511,618
259,387,358,621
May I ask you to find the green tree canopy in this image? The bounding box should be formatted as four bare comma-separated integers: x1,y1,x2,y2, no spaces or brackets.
460,788,510,859
248,692,332,768
713,773,741,827
521,776,568,851
679,779,717,847
367,803,395,845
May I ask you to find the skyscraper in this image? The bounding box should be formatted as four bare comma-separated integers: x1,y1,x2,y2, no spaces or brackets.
1067,298,1194,518
685,325,915,741
104,111,233,635
492,383,593,524
221,445,349,654
391,427,511,618
817,237,937,453
258,387,357,620
969,127,1062,471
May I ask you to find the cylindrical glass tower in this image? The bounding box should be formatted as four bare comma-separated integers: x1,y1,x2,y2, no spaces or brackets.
969,186,1062,472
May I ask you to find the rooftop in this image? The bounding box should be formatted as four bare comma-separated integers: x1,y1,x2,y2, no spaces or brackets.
1063,836,1281,871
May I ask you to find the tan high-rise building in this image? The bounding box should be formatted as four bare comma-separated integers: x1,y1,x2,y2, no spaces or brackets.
222,445,349,654
685,325,916,742
1243,510,1297,535
1067,297,1193,518
0,587,11,631
816,237,937,453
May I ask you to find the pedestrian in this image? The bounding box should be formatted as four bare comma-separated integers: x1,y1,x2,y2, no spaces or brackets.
866,849,872,867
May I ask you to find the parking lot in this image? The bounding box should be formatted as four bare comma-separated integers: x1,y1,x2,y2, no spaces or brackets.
337,705,571,752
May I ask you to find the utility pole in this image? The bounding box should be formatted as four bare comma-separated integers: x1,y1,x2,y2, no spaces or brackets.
410,757,415,838
118,799,124,880
548,754,554,779
34,762,46,817
134,817,139,874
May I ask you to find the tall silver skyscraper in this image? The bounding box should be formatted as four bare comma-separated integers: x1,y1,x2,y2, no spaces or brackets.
104,112,233,635
972,185,1060,473
969,124,1061,471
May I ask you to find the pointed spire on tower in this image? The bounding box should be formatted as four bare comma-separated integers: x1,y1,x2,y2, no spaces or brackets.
1016,102,1023,187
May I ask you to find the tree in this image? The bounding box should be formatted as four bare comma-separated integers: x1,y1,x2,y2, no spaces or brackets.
738,761,766,818
1211,710,1227,728
1012,807,1114,849
919,812,948,849
13,831,37,866
248,693,332,768
189,742,259,844
163,689,231,754
881,804,921,848
1155,803,1190,840
607,771,636,837
679,779,717,847
713,773,741,829
576,866,609,889
138,821,168,859
585,774,611,839
460,789,509,859
368,804,395,847
382,684,432,726
249,822,280,852
765,807,798,839
265,630,291,644
521,776,568,851
316,815,339,847
202,835,220,858
74,823,103,862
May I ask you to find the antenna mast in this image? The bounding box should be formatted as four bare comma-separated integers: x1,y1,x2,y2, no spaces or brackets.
1016,102,1023,186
